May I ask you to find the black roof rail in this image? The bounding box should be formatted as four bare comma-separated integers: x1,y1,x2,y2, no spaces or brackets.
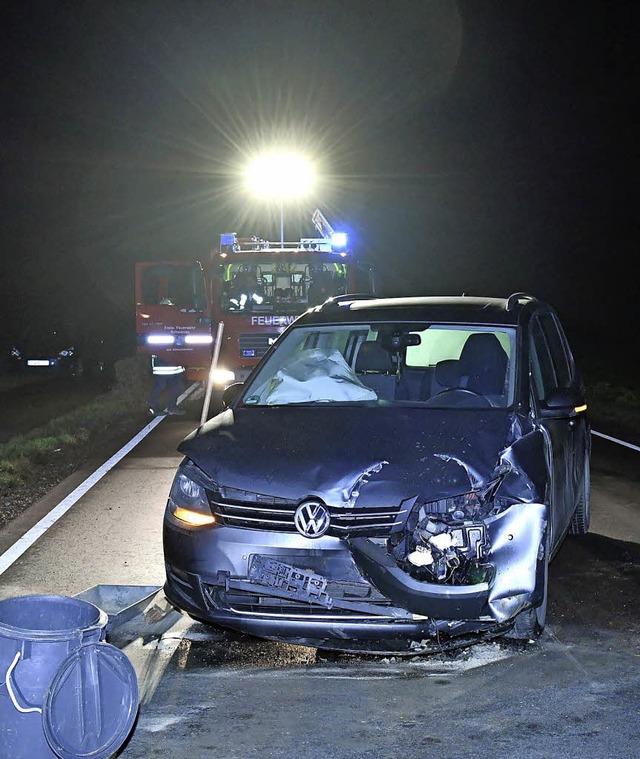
506,292,537,311
320,293,378,309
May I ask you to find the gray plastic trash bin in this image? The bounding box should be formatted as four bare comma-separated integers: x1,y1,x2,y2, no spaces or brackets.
0,594,138,759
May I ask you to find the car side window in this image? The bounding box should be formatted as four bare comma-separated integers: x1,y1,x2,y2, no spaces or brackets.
529,312,574,403
529,318,553,402
540,312,573,388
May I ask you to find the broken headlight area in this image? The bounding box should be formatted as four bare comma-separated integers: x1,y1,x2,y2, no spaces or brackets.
389,491,515,586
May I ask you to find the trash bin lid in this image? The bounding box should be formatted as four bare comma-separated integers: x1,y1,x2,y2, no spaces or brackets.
43,642,139,759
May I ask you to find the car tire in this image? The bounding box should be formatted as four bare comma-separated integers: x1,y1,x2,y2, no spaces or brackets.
506,602,545,642
570,457,591,535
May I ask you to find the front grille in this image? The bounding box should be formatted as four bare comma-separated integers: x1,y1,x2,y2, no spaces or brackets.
207,488,407,537
238,333,279,359
203,581,396,619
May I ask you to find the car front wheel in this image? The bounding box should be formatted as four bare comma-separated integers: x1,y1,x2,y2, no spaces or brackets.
506,596,546,641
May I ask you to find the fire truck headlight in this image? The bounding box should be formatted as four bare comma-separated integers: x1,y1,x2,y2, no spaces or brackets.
185,334,213,345
211,369,235,386
147,335,175,345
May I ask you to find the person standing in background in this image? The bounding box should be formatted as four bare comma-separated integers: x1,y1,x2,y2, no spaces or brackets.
149,354,186,415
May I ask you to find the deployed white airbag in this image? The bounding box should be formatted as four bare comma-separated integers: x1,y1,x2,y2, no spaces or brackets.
263,348,378,404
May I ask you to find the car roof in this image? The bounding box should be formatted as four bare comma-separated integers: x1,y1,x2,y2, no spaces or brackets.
297,293,549,328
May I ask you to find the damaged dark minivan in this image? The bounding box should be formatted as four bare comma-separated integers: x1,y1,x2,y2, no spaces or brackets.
163,293,590,653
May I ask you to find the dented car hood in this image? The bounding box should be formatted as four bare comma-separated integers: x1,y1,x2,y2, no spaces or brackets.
180,406,521,504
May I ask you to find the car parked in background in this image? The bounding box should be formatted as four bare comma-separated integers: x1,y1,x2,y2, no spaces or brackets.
163,293,590,653
5,319,129,384
7,323,85,379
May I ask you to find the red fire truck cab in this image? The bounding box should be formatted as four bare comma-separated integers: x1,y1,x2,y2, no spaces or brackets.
135,261,213,381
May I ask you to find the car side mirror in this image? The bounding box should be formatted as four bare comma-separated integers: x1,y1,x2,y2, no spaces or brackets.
221,382,244,408
538,387,586,418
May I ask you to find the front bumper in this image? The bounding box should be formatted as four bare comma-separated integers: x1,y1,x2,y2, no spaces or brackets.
163,520,438,646
163,502,549,646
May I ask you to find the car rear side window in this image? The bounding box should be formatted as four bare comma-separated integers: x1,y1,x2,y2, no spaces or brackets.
529,312,573,401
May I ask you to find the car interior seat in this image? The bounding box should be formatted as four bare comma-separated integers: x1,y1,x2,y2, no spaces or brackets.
355,341,400,401
457,333,508,396
420,358,464,400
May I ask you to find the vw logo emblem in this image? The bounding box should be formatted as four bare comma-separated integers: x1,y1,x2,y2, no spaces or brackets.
294,500,331,539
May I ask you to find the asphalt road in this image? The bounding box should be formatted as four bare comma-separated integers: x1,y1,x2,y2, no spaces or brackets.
0,410,638,759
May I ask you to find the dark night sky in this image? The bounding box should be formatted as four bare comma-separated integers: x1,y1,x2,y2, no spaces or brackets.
0,1,636,366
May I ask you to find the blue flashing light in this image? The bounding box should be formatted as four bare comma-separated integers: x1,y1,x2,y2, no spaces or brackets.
220,233,236,246
331,232,348,250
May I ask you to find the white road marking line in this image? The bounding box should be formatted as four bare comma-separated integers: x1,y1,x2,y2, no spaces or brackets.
0,383,200,576
592,430,640,453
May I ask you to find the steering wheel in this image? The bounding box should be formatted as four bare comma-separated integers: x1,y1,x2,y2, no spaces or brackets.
426,387,492,408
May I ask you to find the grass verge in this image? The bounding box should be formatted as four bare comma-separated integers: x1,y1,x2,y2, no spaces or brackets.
585,379,640,444
0,356,152,494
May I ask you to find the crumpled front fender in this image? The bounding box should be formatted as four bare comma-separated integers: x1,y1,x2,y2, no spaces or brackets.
485,502,548,621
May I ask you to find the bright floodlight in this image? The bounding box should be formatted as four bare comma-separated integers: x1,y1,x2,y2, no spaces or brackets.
245,152,315,200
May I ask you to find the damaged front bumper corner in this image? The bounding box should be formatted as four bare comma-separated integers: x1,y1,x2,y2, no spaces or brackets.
349,502,548,624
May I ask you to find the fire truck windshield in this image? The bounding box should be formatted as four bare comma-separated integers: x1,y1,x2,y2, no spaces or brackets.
140,263,207,311
218,260,348,313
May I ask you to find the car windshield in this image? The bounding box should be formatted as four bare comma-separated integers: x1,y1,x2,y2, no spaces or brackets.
242,322,516,408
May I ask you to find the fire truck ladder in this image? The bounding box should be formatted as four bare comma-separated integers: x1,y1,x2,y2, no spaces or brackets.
311,209,335,240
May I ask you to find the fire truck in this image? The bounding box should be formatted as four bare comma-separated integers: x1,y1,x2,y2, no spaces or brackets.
135,210,375,387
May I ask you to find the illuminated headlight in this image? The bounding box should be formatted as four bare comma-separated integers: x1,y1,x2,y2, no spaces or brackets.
10,347,21,358
185,334,213,345
210,368,235,385
167,471,216,526
147,334,175,345
58,348,75,357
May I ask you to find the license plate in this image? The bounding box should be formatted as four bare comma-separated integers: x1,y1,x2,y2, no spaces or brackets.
249,555,328,600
